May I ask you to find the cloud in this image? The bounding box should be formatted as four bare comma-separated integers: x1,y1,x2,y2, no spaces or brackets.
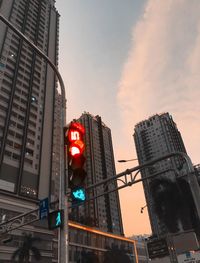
117,0,200,163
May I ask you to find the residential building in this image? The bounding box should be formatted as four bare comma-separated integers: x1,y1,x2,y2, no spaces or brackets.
69,112,124,235
0,0,60,261
194,164,200,187
134,113,191,236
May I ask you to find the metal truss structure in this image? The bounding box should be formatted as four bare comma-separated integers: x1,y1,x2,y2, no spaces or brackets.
1,151,198,237
72,151,197,207
0,200,58,236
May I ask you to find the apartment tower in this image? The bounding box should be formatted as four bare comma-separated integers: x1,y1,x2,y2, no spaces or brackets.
70,112,124,235
134,113,188,235
0,0,60,261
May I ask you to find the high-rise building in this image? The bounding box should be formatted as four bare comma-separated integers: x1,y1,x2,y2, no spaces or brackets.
194,164,200,187
0,0,60,261
69,112,124,235
134,113,189,235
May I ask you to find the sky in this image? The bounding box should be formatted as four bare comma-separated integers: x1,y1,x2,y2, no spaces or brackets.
56,0,200,236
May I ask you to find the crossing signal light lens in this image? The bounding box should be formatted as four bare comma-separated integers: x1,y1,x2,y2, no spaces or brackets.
69,140,85,157
48,210,64,230
72,187,86,203
71,146,81,156
68,129,82,142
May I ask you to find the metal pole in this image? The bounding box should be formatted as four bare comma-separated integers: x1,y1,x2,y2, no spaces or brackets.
0,13,68,263
118,158,138,163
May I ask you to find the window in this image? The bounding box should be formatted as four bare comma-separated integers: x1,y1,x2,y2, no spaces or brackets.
13,153,20,160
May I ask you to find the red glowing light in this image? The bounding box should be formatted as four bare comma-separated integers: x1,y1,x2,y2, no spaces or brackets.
71,146,81,156
69,140,85,157
68,129,81,142
70,122,85,135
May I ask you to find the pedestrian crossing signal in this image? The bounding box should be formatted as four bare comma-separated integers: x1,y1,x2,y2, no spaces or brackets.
71,187,86,204
64,122,87,189
48,210,64,230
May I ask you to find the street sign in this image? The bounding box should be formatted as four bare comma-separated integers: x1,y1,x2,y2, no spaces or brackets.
147,238,169,259
39,197,49,219
177,251,200,263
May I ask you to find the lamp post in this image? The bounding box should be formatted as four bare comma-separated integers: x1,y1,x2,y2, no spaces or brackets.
140,205,147,214
118,158,138,163
0,13,68,263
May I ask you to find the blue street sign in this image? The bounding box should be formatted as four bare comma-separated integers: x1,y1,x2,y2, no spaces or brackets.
39,197,49,219
186,252,191,258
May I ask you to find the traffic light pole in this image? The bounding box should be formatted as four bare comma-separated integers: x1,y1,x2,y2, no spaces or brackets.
0,14,68,263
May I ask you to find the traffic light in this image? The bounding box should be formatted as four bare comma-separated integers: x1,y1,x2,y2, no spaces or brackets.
48,210,64,230
64,122,87,204
71,186,86,203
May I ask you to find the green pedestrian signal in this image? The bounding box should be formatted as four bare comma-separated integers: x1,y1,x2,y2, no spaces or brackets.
48,210,64,230
71,187,86,204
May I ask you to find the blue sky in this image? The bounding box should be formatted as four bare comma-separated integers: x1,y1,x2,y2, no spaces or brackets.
56,0,200,236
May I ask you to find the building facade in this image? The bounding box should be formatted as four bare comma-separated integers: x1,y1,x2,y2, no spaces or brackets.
130,235,150,263
69,112,124,236
0,0,60,261
194,164,200,187
134,113,189,236
68,221,138,263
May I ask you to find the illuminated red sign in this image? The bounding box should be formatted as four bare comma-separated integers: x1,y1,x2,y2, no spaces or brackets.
67,122,85,158
69,140,85,157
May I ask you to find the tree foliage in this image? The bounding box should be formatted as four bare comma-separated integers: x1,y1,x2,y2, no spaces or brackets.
11,233,41,263
79,250,99,263
150,177,199,234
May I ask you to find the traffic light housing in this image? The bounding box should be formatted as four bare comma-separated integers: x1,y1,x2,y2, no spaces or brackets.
64,122,87,204
48,210,64,230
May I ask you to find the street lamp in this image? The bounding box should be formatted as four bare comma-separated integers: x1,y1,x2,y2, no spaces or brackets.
0,13,68,263
140,205,147,214
118,158,138,163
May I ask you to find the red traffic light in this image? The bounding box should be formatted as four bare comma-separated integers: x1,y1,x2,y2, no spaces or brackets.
70,122,85,134
68,129,82,142
69,140,85,157
65,122,87,190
